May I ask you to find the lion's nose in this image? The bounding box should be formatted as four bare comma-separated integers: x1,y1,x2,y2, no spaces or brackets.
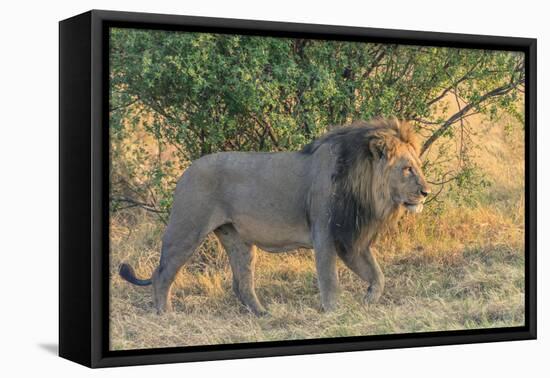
420,188,431,197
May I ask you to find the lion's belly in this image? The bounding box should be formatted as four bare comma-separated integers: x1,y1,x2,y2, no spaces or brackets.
231,215,313,252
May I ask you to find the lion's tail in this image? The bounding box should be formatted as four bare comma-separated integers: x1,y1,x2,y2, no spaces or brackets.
118,263,152,286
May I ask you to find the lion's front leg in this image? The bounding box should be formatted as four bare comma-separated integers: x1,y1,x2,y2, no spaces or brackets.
312,240,340,312
341,247,385,304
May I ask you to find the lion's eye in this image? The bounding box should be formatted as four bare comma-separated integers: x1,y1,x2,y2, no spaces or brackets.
403,166,413,175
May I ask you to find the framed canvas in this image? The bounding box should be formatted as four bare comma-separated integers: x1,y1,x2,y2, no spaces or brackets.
59,9,537,368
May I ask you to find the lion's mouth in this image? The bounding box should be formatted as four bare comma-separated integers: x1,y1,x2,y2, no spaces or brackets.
404,201,424,213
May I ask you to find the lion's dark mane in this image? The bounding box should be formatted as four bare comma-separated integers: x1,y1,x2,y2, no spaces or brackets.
302,120,413,257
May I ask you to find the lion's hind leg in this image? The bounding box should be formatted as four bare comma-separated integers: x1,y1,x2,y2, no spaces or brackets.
153,220,218,314
214,224,267,316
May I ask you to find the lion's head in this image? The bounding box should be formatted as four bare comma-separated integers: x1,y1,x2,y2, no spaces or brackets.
365,118,431,215
303,118,430,255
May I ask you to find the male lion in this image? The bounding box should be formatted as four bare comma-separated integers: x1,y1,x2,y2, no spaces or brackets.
120,118,430,315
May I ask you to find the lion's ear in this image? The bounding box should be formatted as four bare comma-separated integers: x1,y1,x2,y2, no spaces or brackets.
368,135,394,159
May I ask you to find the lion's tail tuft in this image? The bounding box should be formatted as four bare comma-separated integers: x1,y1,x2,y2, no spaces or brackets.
119,263,152,286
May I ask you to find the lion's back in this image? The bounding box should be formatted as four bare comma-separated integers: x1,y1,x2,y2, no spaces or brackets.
175,150,313,214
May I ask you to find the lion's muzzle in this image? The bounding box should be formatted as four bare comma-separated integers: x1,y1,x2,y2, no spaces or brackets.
404,201,425,213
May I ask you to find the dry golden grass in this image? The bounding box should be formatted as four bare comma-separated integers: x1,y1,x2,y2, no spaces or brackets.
109,118,525,351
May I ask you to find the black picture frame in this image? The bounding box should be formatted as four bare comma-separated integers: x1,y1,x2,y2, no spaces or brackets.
59,9,537,368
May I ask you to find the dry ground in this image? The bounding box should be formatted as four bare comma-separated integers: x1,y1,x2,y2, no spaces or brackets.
109,119,525,350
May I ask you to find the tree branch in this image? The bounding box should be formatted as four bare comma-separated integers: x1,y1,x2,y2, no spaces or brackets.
250,114,279,149
362,47,387,80
111,196,169,225
111,196,166,214
109,98,139,112
420,78,525,156
425,59,483,108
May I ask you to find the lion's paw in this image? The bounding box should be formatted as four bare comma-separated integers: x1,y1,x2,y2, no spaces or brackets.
364,286,382,304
